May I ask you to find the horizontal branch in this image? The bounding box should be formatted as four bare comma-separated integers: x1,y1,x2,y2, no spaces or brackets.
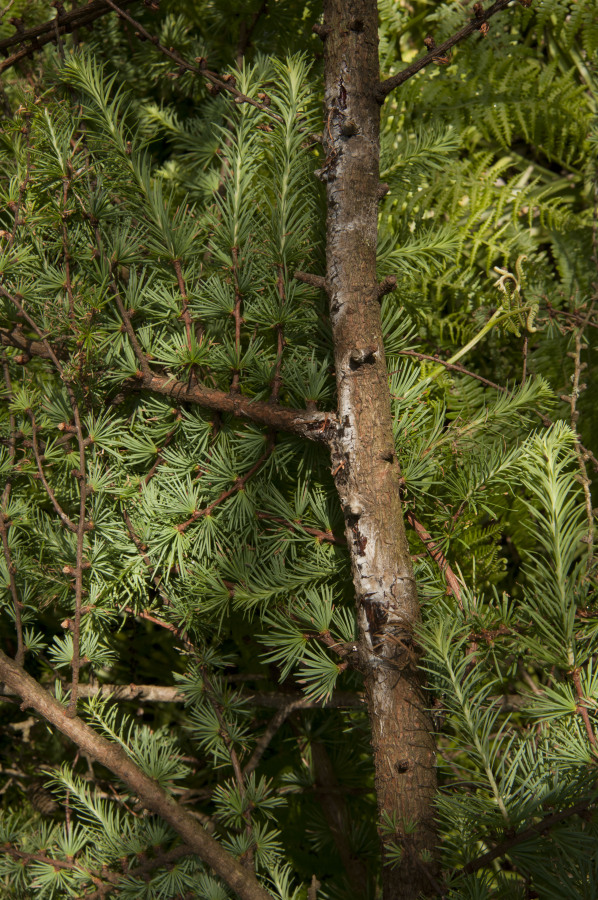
0,0,138,74
142,372,336,441
0,315,336,441
0,326,67,361
377,0,529,99
103,0,282,121
1,680,367,708
0,649,272,900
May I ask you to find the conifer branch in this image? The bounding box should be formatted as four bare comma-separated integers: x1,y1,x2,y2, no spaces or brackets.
405,510,463,605
1,681,367,708
0,356,22,665
294,270,327,291
143,372,335,440
28,414,78,534
103,0,283,122
255,510,345,545
0,325,67,361
0,0,139,75
377,0,531,100
458,794,597,877
0,648,274,900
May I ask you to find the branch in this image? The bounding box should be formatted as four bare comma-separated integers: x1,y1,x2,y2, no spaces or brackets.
0,681,367,708
396,349,598,472
405,510,463,605
103,0,282,122
0,0,138,75
142,372,335,442
0,649,273,900
377,0,531,99
459,795,597,877
255,510,345,545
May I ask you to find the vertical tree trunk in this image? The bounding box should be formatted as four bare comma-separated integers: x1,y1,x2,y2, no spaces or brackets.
321,2,438,896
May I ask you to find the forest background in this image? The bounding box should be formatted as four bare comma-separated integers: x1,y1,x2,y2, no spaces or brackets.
0,1,597,899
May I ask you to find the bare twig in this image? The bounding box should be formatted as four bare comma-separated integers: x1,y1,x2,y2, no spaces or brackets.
566,306,595,568
243,698,307,778
29,414,78,533
395,349,598,472
271,265,286,402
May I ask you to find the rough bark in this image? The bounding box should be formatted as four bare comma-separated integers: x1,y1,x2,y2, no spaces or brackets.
321,2,438,896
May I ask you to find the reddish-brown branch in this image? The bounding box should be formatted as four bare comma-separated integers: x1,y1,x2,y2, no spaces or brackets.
102,0,282,122
405,510,463,605
377,0,530,99
0,289,335,440
570,666,597,747
173,258,196,353
122,605,194,653
143,416,181,486
28,414,78,533
110,279,153,380
0,648,272,900
255,510,345,545
177,432,275,532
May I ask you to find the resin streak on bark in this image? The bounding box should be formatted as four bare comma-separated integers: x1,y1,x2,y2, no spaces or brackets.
321,2,437,896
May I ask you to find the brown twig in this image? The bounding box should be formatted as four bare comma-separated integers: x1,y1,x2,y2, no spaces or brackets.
270,264,286,402
110,279,153,380
294,270,327,291
405,510,463,605
28,413,78,533
566,306,595,569
242,698,306,778
395,349,598,472
570,666,597,748
176,432,275,532
235,0,268,68
102,0,282,122
377,0,531,99
255,510,345,545
0,293,336,440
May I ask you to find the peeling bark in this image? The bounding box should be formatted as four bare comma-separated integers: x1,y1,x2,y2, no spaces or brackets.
321,2,438,896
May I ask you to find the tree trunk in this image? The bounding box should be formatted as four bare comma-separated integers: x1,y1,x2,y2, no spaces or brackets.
321,2,438,896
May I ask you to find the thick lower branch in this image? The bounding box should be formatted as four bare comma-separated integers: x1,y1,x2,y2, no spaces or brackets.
0,650,272,900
